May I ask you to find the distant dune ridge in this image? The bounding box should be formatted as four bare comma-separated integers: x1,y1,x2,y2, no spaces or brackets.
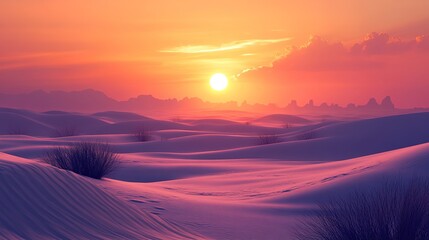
0,89,423,117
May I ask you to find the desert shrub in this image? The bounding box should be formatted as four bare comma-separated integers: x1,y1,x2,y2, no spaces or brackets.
43,142,119,179
134,128,152,142
54,126,78,137
294,178,429,240
258,133,282,145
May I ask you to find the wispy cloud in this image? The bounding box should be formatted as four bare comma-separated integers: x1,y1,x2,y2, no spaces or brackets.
160,38,291,54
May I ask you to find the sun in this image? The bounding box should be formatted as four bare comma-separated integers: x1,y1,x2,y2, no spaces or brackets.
210,73,228,91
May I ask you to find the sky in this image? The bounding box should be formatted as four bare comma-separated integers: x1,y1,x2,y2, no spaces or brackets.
1,0,429,108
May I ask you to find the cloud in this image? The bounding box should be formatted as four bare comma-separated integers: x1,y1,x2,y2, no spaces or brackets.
237,33,429,107
270,36,375,72
160,38,291,54
240,32,429,74
351,32,429,54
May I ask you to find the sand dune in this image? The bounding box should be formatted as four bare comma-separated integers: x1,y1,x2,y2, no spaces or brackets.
254,114,312,126
150,112,429,161
0,112,54,136
92,111,152,122
0,108,428,239
0,153,202,239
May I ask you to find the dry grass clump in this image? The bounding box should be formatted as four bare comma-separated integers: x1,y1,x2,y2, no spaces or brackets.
44,142,119,179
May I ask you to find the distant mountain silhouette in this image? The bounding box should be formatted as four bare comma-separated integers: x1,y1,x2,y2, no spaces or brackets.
381,96,395,110
0,90,239,114
0,89,119,112
282,96,402,115
0,89,426,116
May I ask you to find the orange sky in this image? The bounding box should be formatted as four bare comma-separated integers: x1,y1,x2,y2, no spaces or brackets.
1,0,429,107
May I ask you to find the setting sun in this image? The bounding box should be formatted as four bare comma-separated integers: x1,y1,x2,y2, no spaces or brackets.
210,73,229,91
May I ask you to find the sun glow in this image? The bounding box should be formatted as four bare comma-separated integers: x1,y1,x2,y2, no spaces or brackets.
210,73,228,91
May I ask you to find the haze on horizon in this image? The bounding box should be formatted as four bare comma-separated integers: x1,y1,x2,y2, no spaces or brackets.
1,0,429,108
